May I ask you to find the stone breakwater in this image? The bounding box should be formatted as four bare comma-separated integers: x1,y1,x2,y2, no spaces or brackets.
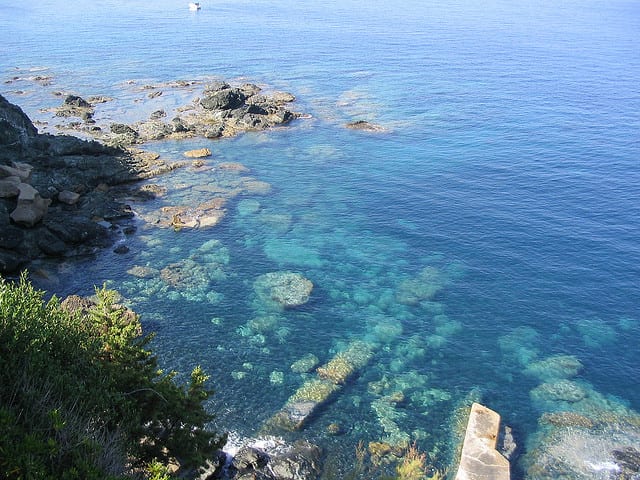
0,80,301,274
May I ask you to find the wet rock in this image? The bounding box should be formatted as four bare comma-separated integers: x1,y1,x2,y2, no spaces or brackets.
213,438,322,480
113,244,129,254
268,440,322,480
242,179,271,195
396,266,447,305
522,374,640,480
522,418,640,480
325,423,344,435
150,109,166,120
43,215,109,245
184,148,212,158
135,120,174,141
525,355,583,382
160,258,213,291
499,425,517,461
156,198,226,230
290,353,319,374
270,91,296,104
64,95,91,108
54,95,95,120
232,447,269,471
0,79,302,272
540,411,594,429
612,446,640,475
122,225,136,235
217,162,248,172
266,340,374,432
110,123,138,137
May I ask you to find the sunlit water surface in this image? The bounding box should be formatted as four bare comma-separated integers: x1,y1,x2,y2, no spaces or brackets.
1,0,639,477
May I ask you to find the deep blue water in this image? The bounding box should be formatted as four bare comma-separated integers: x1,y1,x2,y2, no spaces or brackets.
2,0,640,476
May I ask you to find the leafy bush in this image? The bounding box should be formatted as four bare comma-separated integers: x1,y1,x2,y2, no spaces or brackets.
0,273,225,479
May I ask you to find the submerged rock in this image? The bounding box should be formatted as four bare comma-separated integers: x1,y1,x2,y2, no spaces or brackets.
395,266,447,305
525,354,583,382
290,353,320,374
531,379,588,405
523,363,640,480
345,120,387,132
265,340,375,432
522,418,640,480
254,271,313,309
126,265,160,279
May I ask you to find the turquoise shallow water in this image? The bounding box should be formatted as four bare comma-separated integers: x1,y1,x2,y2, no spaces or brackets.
2,0,640,476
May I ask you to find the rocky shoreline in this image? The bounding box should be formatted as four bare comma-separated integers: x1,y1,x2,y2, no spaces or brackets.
0,80,302,275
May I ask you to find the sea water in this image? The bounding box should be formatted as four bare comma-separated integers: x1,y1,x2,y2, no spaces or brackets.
1,0,639,477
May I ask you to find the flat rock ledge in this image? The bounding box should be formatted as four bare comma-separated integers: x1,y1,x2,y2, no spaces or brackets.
455,403,510,480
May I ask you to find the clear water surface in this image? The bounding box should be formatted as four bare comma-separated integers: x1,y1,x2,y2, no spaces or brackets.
1,0,639,477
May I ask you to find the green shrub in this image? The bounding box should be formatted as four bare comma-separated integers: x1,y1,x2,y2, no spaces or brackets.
0,273,225,479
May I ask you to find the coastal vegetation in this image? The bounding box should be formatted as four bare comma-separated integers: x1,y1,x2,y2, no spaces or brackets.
0,273,225,479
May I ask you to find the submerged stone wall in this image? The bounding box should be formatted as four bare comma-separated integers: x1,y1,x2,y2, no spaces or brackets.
454,402,510,480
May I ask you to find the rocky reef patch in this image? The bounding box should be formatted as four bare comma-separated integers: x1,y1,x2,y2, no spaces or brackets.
0,75,302,275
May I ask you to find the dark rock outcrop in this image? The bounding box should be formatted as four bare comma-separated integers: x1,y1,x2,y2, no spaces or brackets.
201,88,247,111
0,78,303,274
54,81,301,146
0,94,158,274
0,94,38,160
202,440,322,480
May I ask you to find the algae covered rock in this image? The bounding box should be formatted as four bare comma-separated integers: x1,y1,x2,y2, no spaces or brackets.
254,271,313,309
522,418,640,480
317,340,375,385
524,369,640,480
531,379,588,406
291,353,320,374
525,354,583,382
395,266,447,305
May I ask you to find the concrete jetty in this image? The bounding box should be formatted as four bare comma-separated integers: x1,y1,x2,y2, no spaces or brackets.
455,402,510,480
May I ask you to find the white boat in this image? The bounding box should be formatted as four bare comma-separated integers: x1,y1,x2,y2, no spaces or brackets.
188,2,201,10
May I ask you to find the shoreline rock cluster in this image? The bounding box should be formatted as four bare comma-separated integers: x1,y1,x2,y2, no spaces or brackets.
0,79,301,275
49,80,301,147
199,438,323,480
